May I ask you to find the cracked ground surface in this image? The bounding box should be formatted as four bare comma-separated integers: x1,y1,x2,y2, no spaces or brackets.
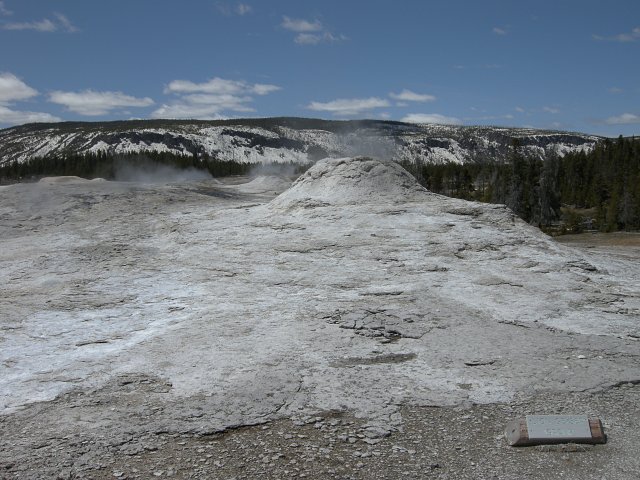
1,157,639,478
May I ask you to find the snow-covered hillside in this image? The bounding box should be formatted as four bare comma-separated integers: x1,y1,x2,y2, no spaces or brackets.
0,118,601,166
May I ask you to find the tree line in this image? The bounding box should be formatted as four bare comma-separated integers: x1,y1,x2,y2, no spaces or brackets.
402,136,639,233
0,150,309,182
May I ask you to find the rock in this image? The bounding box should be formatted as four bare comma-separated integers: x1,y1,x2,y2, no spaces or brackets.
362,426,391,439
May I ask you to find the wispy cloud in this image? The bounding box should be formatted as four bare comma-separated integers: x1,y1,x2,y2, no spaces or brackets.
604,113,640,125
49,90,154,116
2,12,77,32
0,72,38,103
492,27,507,35
3,18,56,32
389,89,436,103
0,105,61,125
608,87,623,94
281,16,322,33
593,26,640,42
53,13,77,32
153,76,280,119
515,106,526,113
543,106,560,114
295,32,346,45
306,97,390,116
401,113,462,125
236,3,252,15
281,15,346,45
216,2,253,16
0,1,12,16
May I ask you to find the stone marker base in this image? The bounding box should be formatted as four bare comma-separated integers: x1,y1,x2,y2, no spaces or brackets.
505,416,606,447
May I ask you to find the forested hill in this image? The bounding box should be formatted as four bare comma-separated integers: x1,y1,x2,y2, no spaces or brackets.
403,136,640,232
0,118,600,166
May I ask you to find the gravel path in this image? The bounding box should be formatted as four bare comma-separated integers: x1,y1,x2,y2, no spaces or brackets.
2,384,639,479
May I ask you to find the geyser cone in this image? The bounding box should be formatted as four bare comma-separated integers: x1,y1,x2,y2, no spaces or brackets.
269,157,428,210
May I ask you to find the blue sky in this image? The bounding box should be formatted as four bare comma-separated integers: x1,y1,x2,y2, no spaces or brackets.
0,0,638,136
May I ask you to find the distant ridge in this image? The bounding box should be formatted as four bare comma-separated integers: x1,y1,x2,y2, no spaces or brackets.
0,117,601,167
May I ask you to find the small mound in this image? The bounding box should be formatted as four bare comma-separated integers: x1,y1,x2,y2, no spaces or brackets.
38,176,93,185
270,157,427,209
235,175,292,194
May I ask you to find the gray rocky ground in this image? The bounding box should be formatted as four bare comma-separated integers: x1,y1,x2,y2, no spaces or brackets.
1,157,639,479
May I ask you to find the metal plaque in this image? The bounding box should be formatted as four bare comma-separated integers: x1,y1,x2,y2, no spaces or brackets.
526,415,592,440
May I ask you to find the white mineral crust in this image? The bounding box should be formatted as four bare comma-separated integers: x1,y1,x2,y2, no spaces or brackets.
1,157,638,435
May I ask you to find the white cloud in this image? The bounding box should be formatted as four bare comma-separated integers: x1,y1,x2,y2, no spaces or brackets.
281,16,322,33
3,18,56,32
389,89,436,103
493,27,507,35
604,113,640,125
593,26,640,42
0,1,12,16
164,77,280,96
252,83,281,95
0,105,61,125
49,90,154,116
515,106,525,113
53,13,78,33
294,31,345,45
0,72,38,103
155,76,280,119
608,87,623,94
0,72,64,125
181,93,254,112
307,97,390,116
165,77,243,95
543,106,560,114
401,113,462,125
2,13,77,32
281,15,345,45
